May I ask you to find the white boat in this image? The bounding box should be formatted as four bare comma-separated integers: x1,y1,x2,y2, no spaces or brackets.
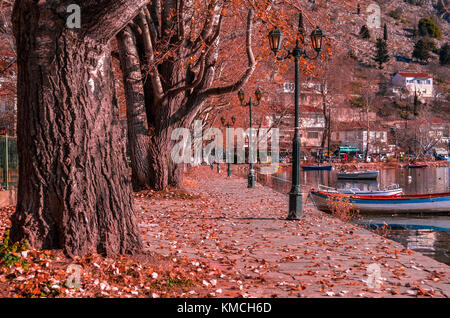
318,184,403,196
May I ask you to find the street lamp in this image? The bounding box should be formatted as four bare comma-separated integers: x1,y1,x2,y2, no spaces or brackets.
238,88,262,188
221,116,237,177
268,12,326,220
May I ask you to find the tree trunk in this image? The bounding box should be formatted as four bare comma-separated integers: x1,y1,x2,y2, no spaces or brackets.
117,26,151,191
117,4,255,191
10,0,147,256
148,121,185,190
320,86,328,150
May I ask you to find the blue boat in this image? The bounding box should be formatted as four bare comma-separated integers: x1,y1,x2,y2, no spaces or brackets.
310,191,450,214
302,165,332,171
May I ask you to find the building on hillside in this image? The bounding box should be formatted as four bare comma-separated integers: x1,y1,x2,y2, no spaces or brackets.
391,71,433,99
273,81,326,155
331,122,389,155
300,106,326,151
275,108,326,155
332,106,377,122
429,120,450,149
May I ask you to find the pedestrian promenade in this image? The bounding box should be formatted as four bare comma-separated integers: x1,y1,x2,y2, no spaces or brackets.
137,166,450,297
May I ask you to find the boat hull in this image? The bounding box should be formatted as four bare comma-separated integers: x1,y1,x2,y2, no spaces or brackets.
338,189,403,196
336,171,379,180
406,164,428,168
310,191,450,214
302,165,332,171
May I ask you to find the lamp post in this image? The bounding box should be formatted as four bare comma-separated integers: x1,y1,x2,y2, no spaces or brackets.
238,88,262,188
268,12,326,219
221,116,237,177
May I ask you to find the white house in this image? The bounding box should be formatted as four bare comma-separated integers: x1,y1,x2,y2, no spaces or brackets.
391,71,433,98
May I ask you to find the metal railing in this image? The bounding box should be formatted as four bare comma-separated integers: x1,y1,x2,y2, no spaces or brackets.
0,135,18,190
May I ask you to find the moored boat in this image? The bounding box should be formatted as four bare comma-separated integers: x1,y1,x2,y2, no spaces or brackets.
336,170,379,180
405,164,428,168
310,190,450,214
318,184,403,196
302,165,332,171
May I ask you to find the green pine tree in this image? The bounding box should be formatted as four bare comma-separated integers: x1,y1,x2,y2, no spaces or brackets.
439,43,450,65
374,38,390,69
360,25,371,39
413,39,431,63
413,90,420,116
383,23,388,41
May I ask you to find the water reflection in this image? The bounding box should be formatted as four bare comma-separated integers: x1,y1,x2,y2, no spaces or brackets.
406,230,436,252
335,180,379,191
256,166,450,195
253,165,450,265
388,229,450,265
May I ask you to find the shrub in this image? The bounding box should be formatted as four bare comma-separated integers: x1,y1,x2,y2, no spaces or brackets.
388,8,403,20
0,229,30,268
326,196,360,222
360,25,371,39
406,0,424,6
350,96,364,108
418,17,442,39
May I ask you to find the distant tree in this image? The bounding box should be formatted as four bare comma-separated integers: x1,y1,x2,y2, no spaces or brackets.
413,90,420,116
373,38,390,69
357,3,360,15
423,37,437,52
439,43,450,65
413,39,432,63
360,25,371,39
383,23,388,41
418,17,442,39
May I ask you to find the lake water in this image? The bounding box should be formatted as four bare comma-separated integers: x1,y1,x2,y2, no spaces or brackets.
252,165,450,265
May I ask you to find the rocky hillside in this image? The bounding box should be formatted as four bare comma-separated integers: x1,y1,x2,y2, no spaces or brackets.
305,0,449,119
325,0,449,69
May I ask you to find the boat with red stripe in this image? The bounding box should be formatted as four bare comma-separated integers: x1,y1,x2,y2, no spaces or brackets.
310,190,450,214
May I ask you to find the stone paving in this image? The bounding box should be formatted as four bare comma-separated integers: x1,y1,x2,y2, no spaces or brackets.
136,166,450,298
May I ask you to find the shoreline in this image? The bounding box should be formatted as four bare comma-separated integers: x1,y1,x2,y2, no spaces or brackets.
137,166,450,297
216,160,450,174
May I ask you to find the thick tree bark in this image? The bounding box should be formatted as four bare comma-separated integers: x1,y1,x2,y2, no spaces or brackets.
117,26,151,191
11,0,147,256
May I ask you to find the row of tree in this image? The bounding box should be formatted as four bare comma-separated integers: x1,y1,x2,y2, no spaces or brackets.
7,0,336,256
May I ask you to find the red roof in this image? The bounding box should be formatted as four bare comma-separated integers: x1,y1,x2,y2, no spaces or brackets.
431,119,448,124
301,106,322,113
397,72,431,78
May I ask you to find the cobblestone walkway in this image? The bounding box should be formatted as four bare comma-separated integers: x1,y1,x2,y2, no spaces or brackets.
137,167,450,298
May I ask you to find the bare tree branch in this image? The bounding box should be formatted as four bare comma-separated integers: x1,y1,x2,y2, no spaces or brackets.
200,8,256,98
136,11,164,101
